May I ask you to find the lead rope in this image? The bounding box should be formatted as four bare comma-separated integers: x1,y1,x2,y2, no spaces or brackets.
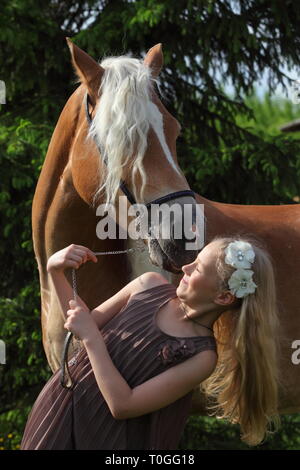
60,247,141,389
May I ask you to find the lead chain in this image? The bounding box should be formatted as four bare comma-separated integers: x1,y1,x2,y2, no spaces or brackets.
69,247,138,364
71,248,136,299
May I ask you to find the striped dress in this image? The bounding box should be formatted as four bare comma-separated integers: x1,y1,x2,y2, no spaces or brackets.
21,283,217,450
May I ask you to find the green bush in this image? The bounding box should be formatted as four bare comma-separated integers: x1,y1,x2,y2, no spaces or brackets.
0,115,52,449
179,414,300,450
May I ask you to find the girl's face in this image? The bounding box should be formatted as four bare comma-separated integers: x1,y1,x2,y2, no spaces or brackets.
176,241,221,310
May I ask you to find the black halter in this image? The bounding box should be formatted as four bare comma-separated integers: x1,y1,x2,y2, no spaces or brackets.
84,93,195,207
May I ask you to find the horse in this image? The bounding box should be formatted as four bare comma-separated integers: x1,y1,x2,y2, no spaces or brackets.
33,40,300,417
32,40,200,374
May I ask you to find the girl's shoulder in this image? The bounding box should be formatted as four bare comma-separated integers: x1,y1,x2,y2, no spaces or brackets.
131,272,172,297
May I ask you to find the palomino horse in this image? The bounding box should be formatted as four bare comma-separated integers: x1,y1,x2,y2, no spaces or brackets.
33,40,299,417
32,40,199,373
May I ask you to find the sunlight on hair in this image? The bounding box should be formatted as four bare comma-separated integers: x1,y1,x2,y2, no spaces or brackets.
88,56,161,210
200,234,283,446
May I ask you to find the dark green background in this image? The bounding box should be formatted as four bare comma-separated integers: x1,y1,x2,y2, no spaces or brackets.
1,0,300,450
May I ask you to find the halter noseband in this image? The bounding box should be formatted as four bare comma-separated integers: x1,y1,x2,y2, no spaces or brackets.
84,93,195,207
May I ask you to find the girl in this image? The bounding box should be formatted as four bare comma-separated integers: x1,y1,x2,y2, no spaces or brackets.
21,235,281,449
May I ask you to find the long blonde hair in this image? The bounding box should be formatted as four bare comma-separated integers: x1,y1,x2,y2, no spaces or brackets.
201,234,283,446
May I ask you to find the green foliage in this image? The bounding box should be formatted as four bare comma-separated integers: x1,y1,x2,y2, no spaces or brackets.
0,114,52,449
179,414,300,450
0,431,21,451
0,282,51,401
180,88,300,204
0,280,52,449
0,114,52,295
1,0,300,450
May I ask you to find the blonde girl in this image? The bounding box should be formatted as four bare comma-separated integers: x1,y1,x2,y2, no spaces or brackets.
21,234,281,449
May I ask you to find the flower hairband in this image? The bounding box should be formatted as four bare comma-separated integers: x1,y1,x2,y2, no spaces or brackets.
224,241,257,298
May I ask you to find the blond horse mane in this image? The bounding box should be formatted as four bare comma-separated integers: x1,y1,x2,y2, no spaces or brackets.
88,56,162,210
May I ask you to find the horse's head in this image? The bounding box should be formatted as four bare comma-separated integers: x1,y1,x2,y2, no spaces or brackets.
66,39,202,273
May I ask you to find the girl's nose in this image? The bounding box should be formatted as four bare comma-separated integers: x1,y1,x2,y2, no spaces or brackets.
182,262,193,275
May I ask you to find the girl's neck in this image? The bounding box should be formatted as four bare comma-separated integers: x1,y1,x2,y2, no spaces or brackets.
175,298,217,335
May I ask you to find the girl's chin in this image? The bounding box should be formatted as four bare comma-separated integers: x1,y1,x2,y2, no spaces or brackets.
177,281,188,293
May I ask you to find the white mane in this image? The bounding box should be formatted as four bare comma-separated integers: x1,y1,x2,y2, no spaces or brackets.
88,55,160,210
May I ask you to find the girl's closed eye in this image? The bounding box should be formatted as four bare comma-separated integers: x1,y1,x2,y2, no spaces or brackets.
195,261,202,273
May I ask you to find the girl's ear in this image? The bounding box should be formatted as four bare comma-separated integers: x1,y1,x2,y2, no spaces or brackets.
214,290,236,307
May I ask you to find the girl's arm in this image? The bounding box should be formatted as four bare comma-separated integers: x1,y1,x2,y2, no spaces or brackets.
47,244,98,318
47,243,167,326
47,243,138,321
49,270,90,319
65,300,218,420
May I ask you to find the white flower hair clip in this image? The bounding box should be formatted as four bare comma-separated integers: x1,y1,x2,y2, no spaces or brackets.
224,241,257,298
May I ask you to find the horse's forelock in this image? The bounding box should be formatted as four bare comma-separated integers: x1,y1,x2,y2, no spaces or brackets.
88,56,160,210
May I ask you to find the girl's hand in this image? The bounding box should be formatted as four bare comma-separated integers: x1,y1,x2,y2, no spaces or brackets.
64,299,99,341
47,244,98,273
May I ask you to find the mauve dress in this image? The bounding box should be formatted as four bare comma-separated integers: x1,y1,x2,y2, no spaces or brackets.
21,283,217,450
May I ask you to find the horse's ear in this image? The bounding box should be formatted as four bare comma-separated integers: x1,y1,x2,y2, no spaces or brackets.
144,43,163,77
66,38,104,104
